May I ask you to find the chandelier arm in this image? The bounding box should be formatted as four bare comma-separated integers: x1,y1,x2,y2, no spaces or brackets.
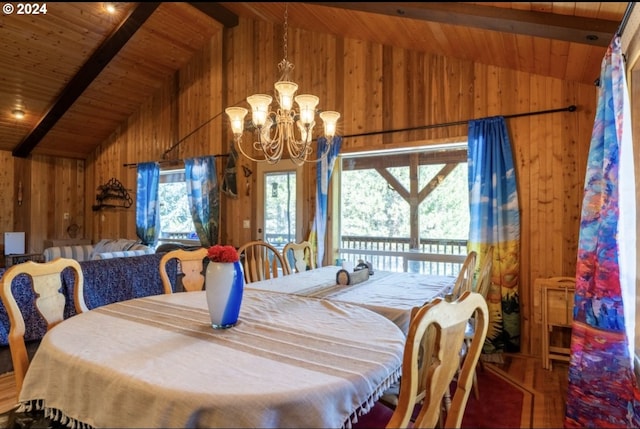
234,136,277,164
295,137,333,164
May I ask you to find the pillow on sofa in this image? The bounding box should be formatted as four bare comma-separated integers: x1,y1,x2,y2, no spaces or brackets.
93,248,155,260
90,239,145,259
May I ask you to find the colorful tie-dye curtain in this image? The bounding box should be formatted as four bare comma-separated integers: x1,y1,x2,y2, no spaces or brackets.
565,36,639,428
185,156,220,247
135,162,160,246
309,136,342,268
467,117,521,356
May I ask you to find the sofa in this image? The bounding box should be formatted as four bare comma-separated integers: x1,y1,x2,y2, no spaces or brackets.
42,238,154,262
0,252,179,374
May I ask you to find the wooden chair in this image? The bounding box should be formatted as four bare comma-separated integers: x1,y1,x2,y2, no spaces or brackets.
282,241,315,273
237,241,290,283
465,245,494,400
379,306,423,410
0,258,88,398
388,291,489,428
474,246,494,299
159,247,208,293
447,251,477,301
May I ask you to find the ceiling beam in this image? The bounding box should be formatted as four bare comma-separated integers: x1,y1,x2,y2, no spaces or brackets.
189,3,239,27
13,3,161,158
307,2,620,47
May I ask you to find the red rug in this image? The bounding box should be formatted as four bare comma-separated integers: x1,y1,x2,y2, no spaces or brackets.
462,364,535,428
353,364,535,428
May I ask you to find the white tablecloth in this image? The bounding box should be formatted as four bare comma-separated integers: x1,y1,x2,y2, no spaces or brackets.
19,290,404,429
246,266,455,334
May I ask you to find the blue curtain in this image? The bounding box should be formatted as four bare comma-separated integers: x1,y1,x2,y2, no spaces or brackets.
565,36,639,428
185,156,219,248
467,116,521,356
310,136,342,267
135,162,160,246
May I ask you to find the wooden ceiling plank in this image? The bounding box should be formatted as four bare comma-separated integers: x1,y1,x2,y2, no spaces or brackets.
12,2,162,158
307,2,620,47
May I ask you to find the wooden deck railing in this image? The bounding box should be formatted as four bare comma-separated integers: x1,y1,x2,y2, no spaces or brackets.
255,234,467,276
338,236,468,276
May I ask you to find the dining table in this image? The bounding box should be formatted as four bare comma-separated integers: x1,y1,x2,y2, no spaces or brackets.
245,265,456,334
17,289,405,429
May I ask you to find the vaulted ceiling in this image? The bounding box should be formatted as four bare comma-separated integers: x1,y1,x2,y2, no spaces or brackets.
0,2,629,160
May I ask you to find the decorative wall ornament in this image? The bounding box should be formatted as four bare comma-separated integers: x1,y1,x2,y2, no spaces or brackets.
92,178,133,211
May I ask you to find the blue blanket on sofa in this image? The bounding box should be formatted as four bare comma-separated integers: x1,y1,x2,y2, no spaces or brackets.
0,253,178,347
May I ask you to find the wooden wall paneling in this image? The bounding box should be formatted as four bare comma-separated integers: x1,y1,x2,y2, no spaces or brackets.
526,76,545,356
558,84,578,275
400,48,416,143
514,70,533,355
15,157,29,250
549,78,565,276
342,38,384,152
91,126,125,241
27,156,47,253
0,152,15,256
71,159,86,243
207,33,228,244
449,56,474,139
52,158,65,241
381,46,398,146
76,15,598,361
84,152,95,243
433,56,453,140
177,51,207,160
58,159,72,240
222,24,245,247
531,74,547,279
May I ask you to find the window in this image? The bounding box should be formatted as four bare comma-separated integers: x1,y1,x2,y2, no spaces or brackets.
337,144,469,274
158,169,198,244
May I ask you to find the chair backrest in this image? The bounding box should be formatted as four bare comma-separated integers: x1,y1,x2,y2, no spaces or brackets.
282,241,315,273
0,257,87,397
159,247,208,293
237,241,289,283
388,290,489,428
449,251,477,300
475,246,494,299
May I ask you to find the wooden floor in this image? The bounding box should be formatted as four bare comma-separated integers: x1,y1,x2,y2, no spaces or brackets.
491,353,570,428
0,352,569,428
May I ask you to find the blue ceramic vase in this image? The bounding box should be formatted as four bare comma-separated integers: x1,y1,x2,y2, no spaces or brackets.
205,261,244,329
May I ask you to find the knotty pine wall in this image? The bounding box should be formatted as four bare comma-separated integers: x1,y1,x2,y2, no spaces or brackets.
1,16,598,357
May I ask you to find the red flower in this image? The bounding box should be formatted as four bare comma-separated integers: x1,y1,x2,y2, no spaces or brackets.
207,245,239,263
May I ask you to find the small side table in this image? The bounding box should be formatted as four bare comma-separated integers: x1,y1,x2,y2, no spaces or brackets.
5,253,45,268
538,276,576,370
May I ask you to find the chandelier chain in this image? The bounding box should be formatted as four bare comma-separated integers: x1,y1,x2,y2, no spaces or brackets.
278,5,293,81
283,5,288,61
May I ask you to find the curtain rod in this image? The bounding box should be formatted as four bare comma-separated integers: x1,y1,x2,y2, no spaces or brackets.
342,105,577,139
123,153,229,168
617,2,635,37
124,104,576,166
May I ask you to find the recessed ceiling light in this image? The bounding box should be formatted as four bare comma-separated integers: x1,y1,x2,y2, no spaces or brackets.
103,2,117,14
11,109,25,119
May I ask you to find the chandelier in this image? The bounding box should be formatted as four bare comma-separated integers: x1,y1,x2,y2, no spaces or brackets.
225,6,340,165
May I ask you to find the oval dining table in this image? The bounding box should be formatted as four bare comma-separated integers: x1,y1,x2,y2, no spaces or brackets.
17,289,405,429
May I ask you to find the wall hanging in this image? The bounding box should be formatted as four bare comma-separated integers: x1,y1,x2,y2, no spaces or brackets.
92,178,133,211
